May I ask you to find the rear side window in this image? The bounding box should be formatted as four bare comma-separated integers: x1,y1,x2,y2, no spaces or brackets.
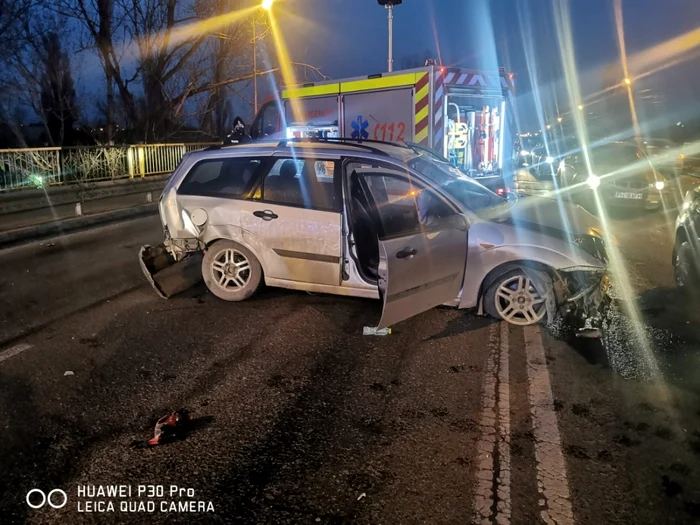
257,158,339,211
178,157,263,197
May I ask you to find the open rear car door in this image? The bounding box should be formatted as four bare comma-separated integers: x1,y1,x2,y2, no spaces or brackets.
350,166,469,330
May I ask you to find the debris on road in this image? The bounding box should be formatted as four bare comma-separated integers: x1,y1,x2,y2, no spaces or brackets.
139,244,203,299
363,326,391,336
576,328,602,339
357,492,366,501
148,409,191,446
63,371,74,376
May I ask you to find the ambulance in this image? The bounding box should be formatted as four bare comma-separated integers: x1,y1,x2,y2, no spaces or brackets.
248,64,517,192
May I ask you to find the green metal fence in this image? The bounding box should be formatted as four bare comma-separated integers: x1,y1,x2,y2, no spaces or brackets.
0,143,218,191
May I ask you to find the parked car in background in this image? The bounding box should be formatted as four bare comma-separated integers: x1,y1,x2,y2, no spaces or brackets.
512,134,574,197
141,139,611,329
674,185,700,288
558,141,674,211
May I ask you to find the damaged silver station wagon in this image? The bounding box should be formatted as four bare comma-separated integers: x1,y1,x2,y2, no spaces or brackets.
140,139,611,330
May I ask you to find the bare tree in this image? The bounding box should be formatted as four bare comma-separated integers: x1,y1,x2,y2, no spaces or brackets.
0,0,34,51
40,32,79,145
3,6,80,146
50,0,327,142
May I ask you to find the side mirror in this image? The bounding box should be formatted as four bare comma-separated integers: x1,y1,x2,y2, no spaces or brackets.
449,213,470,231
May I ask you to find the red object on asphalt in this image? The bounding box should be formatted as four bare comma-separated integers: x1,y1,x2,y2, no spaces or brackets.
147,409,191,446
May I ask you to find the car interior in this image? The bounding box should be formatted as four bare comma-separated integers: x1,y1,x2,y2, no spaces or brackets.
349,170,381,281
178,158,262,197
262,159,336,210
347,168,438,283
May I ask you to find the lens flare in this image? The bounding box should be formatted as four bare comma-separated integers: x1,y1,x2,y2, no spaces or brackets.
120,6,259,58
586,174,601,189
267,7,304,126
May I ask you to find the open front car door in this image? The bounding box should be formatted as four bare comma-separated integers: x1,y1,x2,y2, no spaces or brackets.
351,166,469,330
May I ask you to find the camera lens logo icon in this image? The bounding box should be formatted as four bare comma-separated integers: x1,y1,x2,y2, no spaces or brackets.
26,489,68,509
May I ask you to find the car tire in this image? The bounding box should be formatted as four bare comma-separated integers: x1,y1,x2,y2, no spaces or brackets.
202,240,263,301
674,240,699,289
484,269,551,326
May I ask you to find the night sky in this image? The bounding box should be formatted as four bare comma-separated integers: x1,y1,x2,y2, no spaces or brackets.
277,0,700,127
69,0,700,128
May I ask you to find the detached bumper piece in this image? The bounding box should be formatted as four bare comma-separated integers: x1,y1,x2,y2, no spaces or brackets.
139,244,203,298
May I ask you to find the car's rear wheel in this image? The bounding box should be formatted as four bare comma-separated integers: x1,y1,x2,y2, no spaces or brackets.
484,269,550,326
675,240,699,289
202,240,263,301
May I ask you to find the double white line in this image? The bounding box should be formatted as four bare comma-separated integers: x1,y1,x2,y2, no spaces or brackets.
474,324,573,525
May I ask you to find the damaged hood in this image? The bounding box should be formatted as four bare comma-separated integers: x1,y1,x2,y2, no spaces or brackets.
486,196,602,239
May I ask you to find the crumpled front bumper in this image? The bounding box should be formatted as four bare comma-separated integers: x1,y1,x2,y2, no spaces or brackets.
556,269,612,323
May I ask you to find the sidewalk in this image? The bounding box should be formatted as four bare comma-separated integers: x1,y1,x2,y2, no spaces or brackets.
0,202,158,249
0,192,156,233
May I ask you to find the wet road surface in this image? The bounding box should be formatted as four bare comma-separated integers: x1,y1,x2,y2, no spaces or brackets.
1,205,700,524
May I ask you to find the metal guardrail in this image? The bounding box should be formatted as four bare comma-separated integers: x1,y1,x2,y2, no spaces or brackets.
0,143,218,191
0,147,62,189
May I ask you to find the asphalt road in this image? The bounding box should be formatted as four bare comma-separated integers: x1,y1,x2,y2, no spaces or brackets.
1,204,699,524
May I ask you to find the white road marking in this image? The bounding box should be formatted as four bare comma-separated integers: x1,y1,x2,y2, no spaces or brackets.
0,343,32,364
496,322,511,523
523,325,574,525
474,323,511,524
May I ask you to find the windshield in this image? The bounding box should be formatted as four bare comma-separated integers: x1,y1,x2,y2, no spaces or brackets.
408,155,506,213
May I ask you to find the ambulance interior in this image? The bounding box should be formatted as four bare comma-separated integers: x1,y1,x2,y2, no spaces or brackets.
442,94,507,177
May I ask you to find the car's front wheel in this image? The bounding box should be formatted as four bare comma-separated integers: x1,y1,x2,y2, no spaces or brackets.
674,240,699,289
202,240,263,301
484,269,550,326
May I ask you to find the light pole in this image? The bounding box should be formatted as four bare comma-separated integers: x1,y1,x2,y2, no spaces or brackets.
253,0,274,114
378,0,402,72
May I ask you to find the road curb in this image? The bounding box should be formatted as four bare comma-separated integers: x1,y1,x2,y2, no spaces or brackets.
0,203,159,250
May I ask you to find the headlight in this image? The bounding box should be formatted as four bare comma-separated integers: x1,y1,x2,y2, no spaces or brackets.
655,180,665,190
586,174,601,189
545,156,555,164
588,226,619,246
588,227,603,239
574,234,608,263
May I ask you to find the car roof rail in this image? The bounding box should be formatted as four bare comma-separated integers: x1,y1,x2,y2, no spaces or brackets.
277,137,397,157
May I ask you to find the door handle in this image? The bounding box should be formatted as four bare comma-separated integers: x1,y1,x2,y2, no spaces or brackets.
396,247,417,259
253,210,278,221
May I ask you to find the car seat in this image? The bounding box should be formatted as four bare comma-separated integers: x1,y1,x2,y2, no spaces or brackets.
215,161,258,196
350,172,379,279
265,160,303,205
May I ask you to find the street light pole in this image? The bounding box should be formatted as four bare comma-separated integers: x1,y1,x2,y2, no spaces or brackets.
254,0,273,115
253,20,258,114
387,4,394,72
378,0,401,73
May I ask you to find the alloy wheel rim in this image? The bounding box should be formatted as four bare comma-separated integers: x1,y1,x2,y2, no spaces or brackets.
211,249,251,290
495,274,547,325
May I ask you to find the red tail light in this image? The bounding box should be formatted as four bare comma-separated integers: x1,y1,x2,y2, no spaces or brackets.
497,188,505,196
